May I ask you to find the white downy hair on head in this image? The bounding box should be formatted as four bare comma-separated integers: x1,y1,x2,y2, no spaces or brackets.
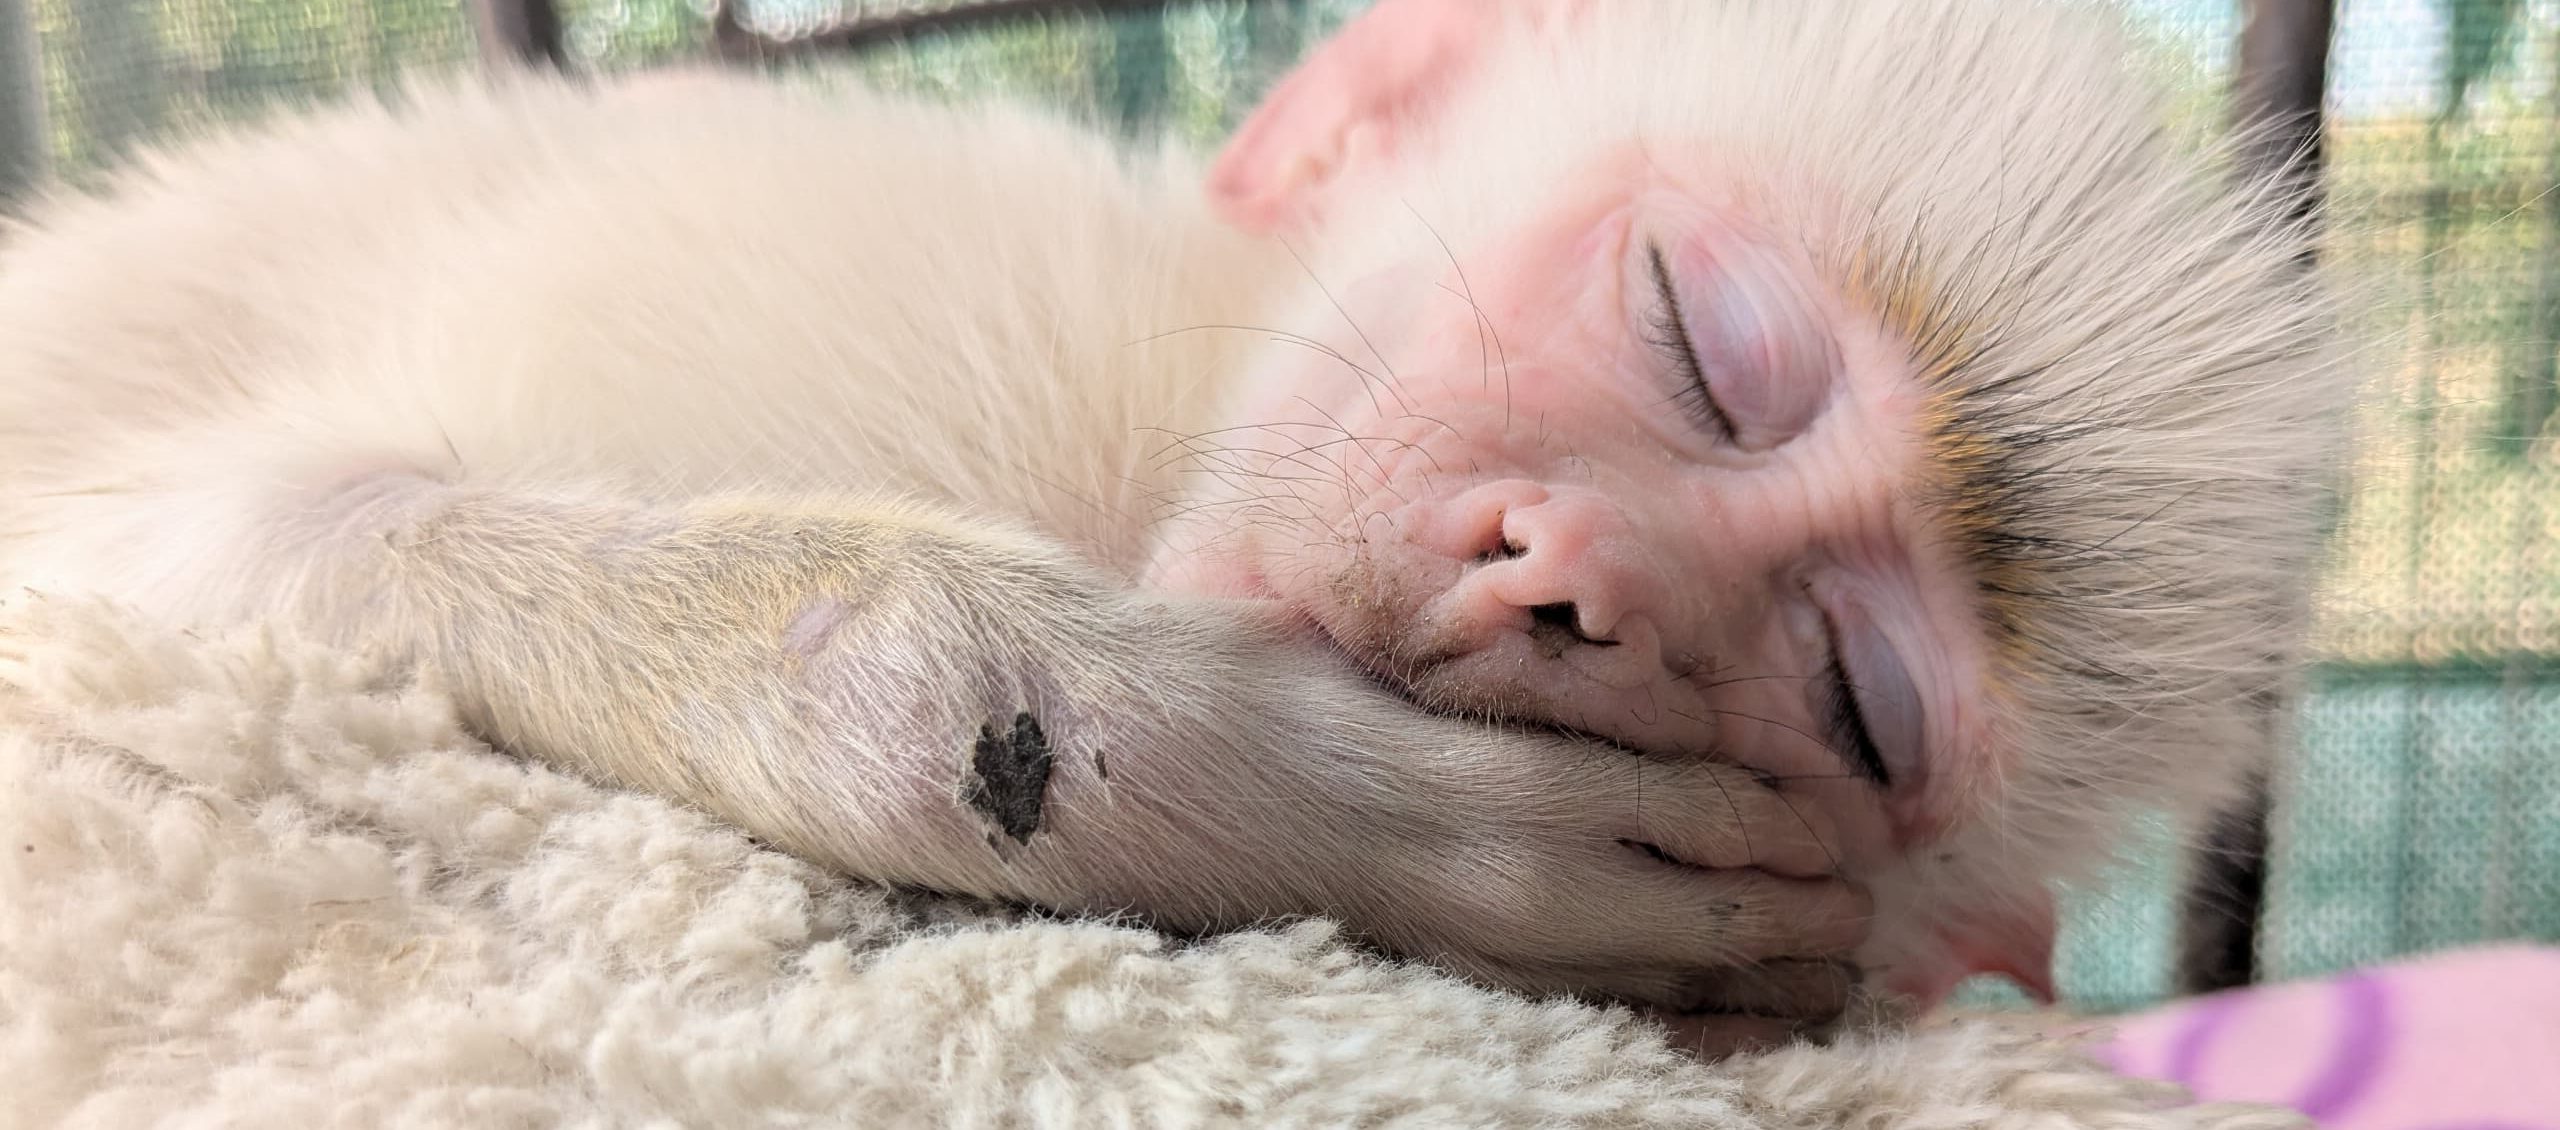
1297,0,2353,957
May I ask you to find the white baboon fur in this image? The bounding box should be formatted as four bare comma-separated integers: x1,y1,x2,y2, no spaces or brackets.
0,0,2347,1031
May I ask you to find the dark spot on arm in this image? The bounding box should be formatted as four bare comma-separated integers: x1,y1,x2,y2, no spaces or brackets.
965,711,1053,845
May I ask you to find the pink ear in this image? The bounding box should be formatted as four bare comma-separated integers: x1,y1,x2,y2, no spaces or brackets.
1207,0,1583,235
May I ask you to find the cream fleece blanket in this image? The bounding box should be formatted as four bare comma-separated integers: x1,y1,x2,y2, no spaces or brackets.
0,594,2301,1128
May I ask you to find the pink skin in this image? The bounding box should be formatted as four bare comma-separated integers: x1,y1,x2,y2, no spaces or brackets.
1205,0,1593,233
1150,152,2007,922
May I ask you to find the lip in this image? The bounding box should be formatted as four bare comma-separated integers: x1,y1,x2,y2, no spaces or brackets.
1361,660,1649,753
1293,579,1698,753
1297,604,1652,754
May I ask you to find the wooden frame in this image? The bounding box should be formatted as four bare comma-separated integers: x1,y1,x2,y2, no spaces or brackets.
474,0,567,68
710,0,1180,63
0,0,45,202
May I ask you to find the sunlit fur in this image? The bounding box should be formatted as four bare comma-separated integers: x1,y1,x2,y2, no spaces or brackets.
0,75,1872,1016
0,0,2351,1016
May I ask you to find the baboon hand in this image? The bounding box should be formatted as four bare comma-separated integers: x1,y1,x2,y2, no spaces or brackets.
1321,696,1872,1043
1010,618,1872,1050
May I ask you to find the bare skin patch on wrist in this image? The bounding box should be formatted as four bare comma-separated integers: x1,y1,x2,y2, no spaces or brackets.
966,711,1054,845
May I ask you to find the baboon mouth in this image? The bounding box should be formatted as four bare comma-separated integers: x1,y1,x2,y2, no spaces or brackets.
1290,598,1668,757
1344,656,1654,758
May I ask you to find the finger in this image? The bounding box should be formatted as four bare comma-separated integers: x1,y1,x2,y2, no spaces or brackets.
1672,958,1858,1020
1451,957,1819,1055
1659,869,1872,964
1621,761,1848,880
1544,958,1857,1022
1530,864,1869,971
1649,1010,1802,1061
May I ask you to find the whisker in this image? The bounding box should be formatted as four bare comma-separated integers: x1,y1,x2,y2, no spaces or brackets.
1280,236,1414,416
1406,201,1515,430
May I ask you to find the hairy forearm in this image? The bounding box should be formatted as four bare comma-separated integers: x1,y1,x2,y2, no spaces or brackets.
332,477,1323,918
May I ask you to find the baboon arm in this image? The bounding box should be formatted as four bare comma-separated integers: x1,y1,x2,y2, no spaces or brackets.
336,478,1284,912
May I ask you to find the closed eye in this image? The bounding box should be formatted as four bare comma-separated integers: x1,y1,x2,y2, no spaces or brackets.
1642,242,1738,442
1818,613,1891,788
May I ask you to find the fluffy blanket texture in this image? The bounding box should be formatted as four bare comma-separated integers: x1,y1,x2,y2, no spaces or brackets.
0,595,2305,1128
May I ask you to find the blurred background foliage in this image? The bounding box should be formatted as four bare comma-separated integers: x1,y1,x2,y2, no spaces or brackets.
2,0,2556,1013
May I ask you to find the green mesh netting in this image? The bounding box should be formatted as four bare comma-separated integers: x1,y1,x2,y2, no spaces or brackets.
2,0,2554,1015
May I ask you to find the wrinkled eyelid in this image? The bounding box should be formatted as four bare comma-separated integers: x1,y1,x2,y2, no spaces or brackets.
1642,243,1737,442
1830,599,1928,795
1650,235,1843,449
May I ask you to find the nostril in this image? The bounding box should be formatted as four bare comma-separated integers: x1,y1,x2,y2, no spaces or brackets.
1529,602,1617,647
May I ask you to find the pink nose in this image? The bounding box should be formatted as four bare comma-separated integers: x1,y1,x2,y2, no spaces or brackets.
1434,481,1654,651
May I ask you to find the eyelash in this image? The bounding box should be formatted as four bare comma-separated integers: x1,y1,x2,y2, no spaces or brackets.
1641,243,1737,442
1816,612,1892,788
